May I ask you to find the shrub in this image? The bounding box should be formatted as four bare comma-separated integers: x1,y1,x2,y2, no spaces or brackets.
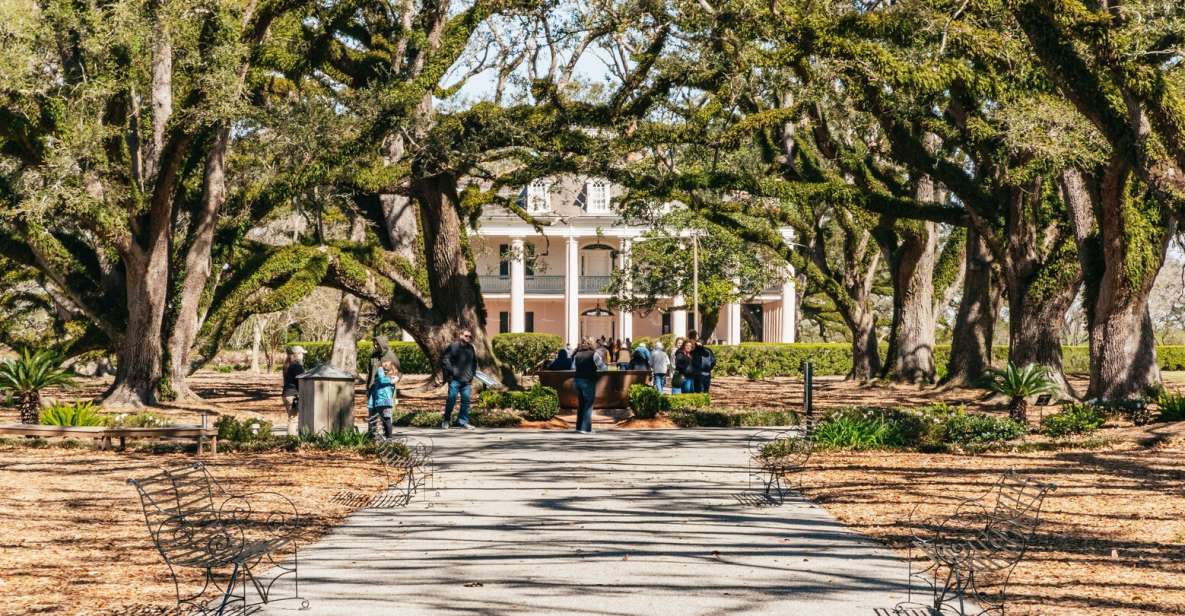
669,408,797,427
664,393,711,412
492,333,564,374
713,343,855,378
216,415,274,443
987,363,1058,423
471,409,524,428
759,437,808,460
512,385,559,421
1041,403,1107,438
1157,391,1185,422
1104,398,1157,426
628,384,664,419
812,407,928,450
39,401,107,427
110,411,171,428
300,426,373,450
1,349,74,424
393,410,446,428
942,413,1027,445
477,389,510,410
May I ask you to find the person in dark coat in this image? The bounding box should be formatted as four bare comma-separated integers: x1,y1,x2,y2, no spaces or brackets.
687,330,716,393
571,337,605,433
673,339,696,393
281,346,306,435
549,347,574,370
440,329,477,429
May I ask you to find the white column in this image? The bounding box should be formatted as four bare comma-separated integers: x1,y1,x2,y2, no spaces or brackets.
619,238,633,341
510,237,526,333
726,302,741,345
565,236,580,346
672,295,688,338
780,267,797,343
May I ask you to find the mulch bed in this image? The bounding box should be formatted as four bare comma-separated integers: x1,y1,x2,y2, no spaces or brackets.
0,447,385,616
799,440,1185,616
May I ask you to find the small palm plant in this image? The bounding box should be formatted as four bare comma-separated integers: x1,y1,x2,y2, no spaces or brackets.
0,349,74,424
987,362,1058,424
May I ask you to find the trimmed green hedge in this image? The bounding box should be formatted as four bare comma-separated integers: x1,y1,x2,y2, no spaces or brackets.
670,408,797,427
393,409,524,428
478,384,560,421
491,333,564,374
288,341,1185,377
293,340,430,375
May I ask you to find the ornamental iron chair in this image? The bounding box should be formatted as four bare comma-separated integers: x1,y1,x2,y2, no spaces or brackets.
128,462,306,615
747,424,813,505
372,435,434,508
894,471,1056,616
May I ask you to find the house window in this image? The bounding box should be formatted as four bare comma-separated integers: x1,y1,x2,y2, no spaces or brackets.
499,311,534,333
523,179,551,214
661,313,671,335
585,178,611,213
499,243,536,277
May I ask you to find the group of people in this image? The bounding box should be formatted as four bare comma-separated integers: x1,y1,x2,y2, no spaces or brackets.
548,331,717,395
280,327,717,440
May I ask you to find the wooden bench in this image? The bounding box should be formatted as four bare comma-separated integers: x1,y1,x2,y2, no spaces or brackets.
0,424,219,454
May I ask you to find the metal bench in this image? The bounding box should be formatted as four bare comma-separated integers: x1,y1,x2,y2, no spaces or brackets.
372,436,434,508
894,471,1056,616
128,462,306,615
747,425,813,505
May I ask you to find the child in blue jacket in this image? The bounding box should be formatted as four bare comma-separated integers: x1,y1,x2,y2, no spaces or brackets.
367,359,399,440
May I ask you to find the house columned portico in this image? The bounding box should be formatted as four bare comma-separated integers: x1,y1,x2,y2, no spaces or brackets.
474,223,798,347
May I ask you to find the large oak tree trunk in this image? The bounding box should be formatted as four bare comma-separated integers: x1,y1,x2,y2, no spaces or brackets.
849,309,881,381
106,250,169,406
409,172,511,386
165,127,229,399
1004,251,1081,397
881,220,938,384
329,214,367,375
944,227,1002,386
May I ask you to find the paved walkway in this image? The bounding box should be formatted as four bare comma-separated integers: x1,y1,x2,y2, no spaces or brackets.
265,428,913,615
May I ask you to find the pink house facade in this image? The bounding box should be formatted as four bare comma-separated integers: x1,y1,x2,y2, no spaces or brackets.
457,176,798,346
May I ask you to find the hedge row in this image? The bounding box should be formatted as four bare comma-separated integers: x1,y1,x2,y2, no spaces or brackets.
291,339,1185,377
294,340,431,375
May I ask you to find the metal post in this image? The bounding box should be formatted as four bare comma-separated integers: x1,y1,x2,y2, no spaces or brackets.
803,361,813,422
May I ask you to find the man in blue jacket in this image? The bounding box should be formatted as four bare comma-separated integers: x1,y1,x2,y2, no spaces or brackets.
440,329,477,429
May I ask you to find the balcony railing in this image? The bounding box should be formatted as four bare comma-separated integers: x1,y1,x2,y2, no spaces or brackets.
478,275,613,295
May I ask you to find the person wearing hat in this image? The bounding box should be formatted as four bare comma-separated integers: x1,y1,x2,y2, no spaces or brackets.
282,346,306,435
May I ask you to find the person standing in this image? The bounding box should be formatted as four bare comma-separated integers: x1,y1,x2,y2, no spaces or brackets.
649,341,670,392
571,337,605,433
440,329,477,429
688,330,717,393
367,335,400,394
628,342,651,371
281,346,306,435
367,359,399,440
674,339,695,393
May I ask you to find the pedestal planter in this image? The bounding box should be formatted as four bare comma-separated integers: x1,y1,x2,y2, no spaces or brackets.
537,370,651,409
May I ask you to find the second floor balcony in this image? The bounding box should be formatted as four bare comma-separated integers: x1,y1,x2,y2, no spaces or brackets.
479,275,614,295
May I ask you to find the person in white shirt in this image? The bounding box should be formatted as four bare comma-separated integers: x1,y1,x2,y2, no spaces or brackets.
649,341,671,392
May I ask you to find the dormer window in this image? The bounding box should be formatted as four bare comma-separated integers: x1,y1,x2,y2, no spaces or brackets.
522,179,551,214
585,178,611,213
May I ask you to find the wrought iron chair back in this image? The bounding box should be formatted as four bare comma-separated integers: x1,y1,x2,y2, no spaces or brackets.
373,435,434,508
129,463,244,569
747,424,813,504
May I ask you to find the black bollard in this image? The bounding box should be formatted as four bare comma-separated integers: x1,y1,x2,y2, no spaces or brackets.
803,360,814,422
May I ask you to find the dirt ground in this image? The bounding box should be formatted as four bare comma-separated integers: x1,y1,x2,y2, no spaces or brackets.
0,447,387,616
799,440,1185,616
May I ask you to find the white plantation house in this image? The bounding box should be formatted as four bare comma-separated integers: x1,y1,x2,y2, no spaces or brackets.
452,175,799,346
